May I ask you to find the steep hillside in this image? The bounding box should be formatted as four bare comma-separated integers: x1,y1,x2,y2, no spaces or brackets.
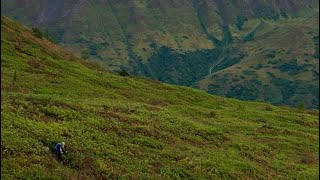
1,0,319,109
1,16,319,179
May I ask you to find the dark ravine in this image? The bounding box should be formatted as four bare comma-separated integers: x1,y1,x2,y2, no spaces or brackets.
107,0,143,73
191,0,221,45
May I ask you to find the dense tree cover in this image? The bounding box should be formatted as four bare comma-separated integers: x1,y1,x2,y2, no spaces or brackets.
254,7,280,20
128,21,318,109
145,46,220,86
268,73,319,108
243,32,255,42
313,36,319,59
226,85,259,101
209,78,262,102
206,70,319,108
236,15,248,30
312,70,319,80
130,26,246,88
278,59,309,75
270,75,298,100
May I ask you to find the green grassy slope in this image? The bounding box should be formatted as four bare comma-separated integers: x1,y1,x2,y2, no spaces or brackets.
1,16,319,179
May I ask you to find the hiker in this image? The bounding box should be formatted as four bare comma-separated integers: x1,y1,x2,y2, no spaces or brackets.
53,142,65,160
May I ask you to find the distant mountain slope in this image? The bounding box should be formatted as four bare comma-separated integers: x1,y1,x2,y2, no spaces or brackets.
1,0,319,108
199,9,319,108
1,16,319,179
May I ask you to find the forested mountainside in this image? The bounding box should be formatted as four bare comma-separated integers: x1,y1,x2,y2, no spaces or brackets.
2,0,319,108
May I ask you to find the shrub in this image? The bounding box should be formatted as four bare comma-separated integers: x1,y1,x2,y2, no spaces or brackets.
81,50,89,60
280,8,288,18
119,70,130,77
312,36,319,59
286,48,292,54
243,69,256,76
226,85,258,101
255,7,280,20
89,44,99,56
265,106,273,111
14,42,23,52
13,70,17,83
31,27,43,39
266,50,276,58
236,15,248,30
297,102,305,111
27,59,43,69
278,59,305,75
207,111,216,118
243,32,255,42
254,64,263,69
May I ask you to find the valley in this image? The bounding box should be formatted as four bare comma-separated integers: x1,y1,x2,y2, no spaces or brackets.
2,0,319,108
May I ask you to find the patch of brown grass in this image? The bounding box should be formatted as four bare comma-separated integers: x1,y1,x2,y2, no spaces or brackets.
305,109,319,116
148,100,169,107
27,59,44,69
300,154,318,165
